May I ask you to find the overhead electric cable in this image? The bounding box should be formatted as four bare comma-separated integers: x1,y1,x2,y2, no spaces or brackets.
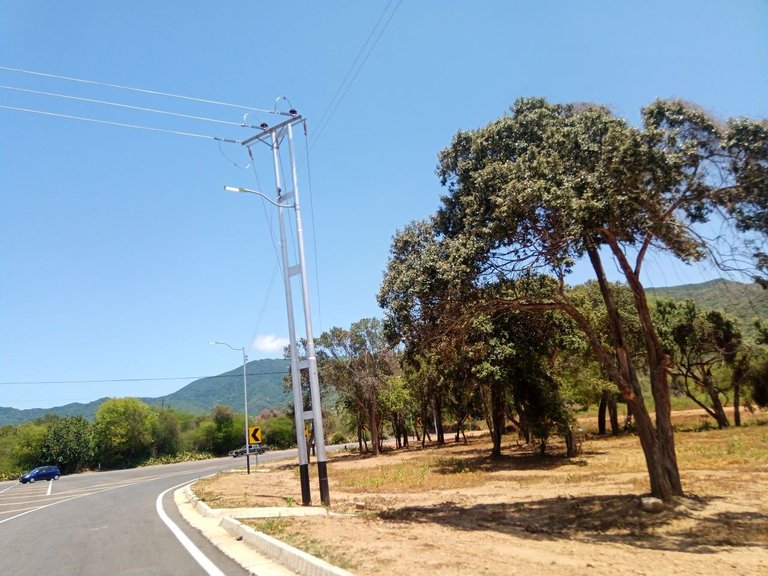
310,0,401,149
0,84,248,127
0,104,239,142
0,370,290,386
0,65,280,114
303,123,324,333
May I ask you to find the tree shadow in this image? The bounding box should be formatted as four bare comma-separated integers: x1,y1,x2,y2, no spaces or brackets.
379,494,768,552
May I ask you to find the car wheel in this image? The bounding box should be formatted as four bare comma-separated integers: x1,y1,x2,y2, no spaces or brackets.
29,477,35,483
53,475,60,480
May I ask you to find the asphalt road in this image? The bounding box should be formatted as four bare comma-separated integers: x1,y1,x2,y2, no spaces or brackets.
0,454,285,575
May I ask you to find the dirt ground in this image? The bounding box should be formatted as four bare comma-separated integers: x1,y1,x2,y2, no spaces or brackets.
193,412,768,576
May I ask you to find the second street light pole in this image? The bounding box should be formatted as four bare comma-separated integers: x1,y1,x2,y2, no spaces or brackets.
210,341,251,475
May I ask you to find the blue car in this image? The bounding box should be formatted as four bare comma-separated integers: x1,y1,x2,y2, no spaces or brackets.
19,465,61,483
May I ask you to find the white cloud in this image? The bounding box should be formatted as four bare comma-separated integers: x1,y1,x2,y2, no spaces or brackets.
251,334,290,355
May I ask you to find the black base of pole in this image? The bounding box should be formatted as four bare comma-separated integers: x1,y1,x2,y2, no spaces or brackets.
317,459,330,506
299,463,311,506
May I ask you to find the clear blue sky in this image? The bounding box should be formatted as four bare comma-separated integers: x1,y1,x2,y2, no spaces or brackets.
2,1,767,409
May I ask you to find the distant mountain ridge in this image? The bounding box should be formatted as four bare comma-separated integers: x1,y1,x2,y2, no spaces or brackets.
0,358,290,426
647,278,767,337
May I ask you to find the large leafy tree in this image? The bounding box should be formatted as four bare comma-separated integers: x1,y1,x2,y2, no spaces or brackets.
429,98,766,500
39,416,96,473
93,398,158,468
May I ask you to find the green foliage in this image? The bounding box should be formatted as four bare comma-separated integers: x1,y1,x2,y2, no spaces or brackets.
153,408,181,456
316,318,399,453
39,416,96,474
261,413,297,449
92,398,158,468
12,422,47,470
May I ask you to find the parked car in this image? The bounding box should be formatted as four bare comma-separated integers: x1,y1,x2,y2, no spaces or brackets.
228,444,267,457
19,465,61,483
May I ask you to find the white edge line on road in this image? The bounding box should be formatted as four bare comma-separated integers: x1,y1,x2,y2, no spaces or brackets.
156,481,227,576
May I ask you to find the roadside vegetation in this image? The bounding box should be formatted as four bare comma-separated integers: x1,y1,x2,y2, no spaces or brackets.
0,402,300,480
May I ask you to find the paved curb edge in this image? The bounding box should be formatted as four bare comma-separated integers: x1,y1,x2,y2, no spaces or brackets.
182,484,354,576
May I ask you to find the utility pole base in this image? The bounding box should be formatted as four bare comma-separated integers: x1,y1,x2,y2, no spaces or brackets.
317,460,330,506
299,463,311,506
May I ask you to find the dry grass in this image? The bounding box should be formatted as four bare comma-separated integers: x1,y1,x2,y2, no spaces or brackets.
194,412,768,576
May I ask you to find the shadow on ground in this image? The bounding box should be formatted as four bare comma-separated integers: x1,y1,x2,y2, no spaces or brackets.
379,493,768,552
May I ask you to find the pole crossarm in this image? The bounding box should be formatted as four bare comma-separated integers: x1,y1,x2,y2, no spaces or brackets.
241,115,303,148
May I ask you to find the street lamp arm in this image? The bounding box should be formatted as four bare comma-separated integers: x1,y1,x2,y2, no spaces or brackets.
209,340,244,353
224,186,295,209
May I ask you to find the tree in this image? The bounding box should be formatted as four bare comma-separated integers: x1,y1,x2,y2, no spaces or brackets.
153,408,181,456
39,416,95,473
316,318,399,456
655,299,744,428
93,398,157,468
9,421,47,471
379,219,476,447
430,98,766,500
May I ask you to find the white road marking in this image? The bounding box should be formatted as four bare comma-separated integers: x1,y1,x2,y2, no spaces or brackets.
156,481,226,576
47,481,53,496
0,483,17,494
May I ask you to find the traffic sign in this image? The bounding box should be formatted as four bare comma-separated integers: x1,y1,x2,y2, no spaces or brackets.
249,426,262,443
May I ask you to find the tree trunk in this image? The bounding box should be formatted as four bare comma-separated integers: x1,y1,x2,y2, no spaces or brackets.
587,239,683,500
369,402,379,456
490,380,505,458
565,429,577,457
598,391,607,435
734,381,742,427
608,394,620,435
708,389,730,428
434,396,445,445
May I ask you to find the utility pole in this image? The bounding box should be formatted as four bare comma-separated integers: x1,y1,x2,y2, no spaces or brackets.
227,110,330,506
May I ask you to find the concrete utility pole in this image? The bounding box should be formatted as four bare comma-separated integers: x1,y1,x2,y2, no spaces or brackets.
226,110,330,506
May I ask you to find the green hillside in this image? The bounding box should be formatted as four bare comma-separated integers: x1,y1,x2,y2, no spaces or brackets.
647,279,767,338
140,358,291,414
0,358,291,426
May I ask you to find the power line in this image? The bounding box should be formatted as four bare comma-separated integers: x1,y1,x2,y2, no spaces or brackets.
0,65,283,115
0,84,250,127
309,0,402,149
0,104,240,143
0,370,290,386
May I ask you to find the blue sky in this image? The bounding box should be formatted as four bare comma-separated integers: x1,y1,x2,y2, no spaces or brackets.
2,1,767,409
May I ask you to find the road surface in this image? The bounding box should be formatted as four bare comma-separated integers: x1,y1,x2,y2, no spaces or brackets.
0,454,284,575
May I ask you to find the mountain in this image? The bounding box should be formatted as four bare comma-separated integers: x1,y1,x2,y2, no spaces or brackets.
647,279,767,337
140,358,291,414
0,358,291,426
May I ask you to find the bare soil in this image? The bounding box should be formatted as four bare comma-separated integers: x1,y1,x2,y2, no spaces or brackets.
193,412,768,576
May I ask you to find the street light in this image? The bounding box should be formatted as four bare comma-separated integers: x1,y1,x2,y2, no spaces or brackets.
224,113,330,506
209,340,251,475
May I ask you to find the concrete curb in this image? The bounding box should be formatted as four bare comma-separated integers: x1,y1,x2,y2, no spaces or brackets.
182,485,354,576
